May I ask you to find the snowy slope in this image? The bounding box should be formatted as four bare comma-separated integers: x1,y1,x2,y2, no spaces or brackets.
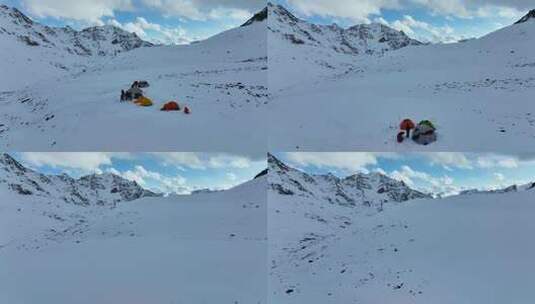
0,6,268,151
269,6,535,151
0,159,267,304
269,157,535,303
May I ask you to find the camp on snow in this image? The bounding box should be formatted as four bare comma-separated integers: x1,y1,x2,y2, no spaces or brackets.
397,119,437,145
120,81,191,113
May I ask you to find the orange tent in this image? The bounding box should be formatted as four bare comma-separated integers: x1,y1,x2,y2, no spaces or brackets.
399,119,415,139
161,101,180,111
400,119,415,131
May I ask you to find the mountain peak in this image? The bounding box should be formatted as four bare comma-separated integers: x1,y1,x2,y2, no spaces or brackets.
269,2,300,24
0,153,27,173
515,9,535,24
0,4,33,25
268,153,291,172
0,5,153,56
0,155,160,205
269,156,430,207
269,3,422,55
241,7,267,27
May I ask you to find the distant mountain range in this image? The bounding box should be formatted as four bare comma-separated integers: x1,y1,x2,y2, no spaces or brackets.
269,153,535,205
0,153,159,207
268,154,430,210
0,4,152,57
268,2,422,56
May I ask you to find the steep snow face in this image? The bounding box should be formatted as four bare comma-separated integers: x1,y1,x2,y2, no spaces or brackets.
269,160,535,303
0,169,267,303
269,154,429,210
0,5,152,90
269,6,535,151
0,153,158,206
0,8,267,151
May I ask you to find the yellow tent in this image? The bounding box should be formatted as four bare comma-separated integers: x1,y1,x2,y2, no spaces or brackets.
135,96,153,107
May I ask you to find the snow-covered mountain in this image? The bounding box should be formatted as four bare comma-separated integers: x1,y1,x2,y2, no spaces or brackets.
0,6,267,151
269,5,535,151
0,4,153,91
269,155,535,303
460,181,535,196
268,3,421,56
267,2,424,93
0,153,159,206
0,163,267,303
0,4,152,56
269,153,430,209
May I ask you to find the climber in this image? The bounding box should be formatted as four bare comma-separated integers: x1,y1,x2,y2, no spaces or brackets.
397,131,405,143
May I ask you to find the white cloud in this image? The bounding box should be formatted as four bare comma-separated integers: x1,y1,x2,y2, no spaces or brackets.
286,0,529,21
285,152,380,172
22,0,134,23
226,172,237,181
20,152,130,173
409,0,472,17
410,0,527,19
388,15,459,43
286,0,400,23
493,172,505,182
115,165,190,194
285,0,528,41
141,0,262,21
19,0,263,44
208,155,252,169
390,165,430,186
108,18,194,44
21,0,263,23
150,153,258,170
389,165,460,196
20,153,259,174
150,152,205,169
424,153,525,170
476,155,518,169
425,152,473,170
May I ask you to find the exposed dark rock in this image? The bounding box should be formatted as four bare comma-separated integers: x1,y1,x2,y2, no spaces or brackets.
242,7,267,27
515,9,535,24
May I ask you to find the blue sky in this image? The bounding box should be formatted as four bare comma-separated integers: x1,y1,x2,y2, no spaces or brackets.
274,152,535,196
273,0,533,43
0,0,264,44
11,152,266,194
